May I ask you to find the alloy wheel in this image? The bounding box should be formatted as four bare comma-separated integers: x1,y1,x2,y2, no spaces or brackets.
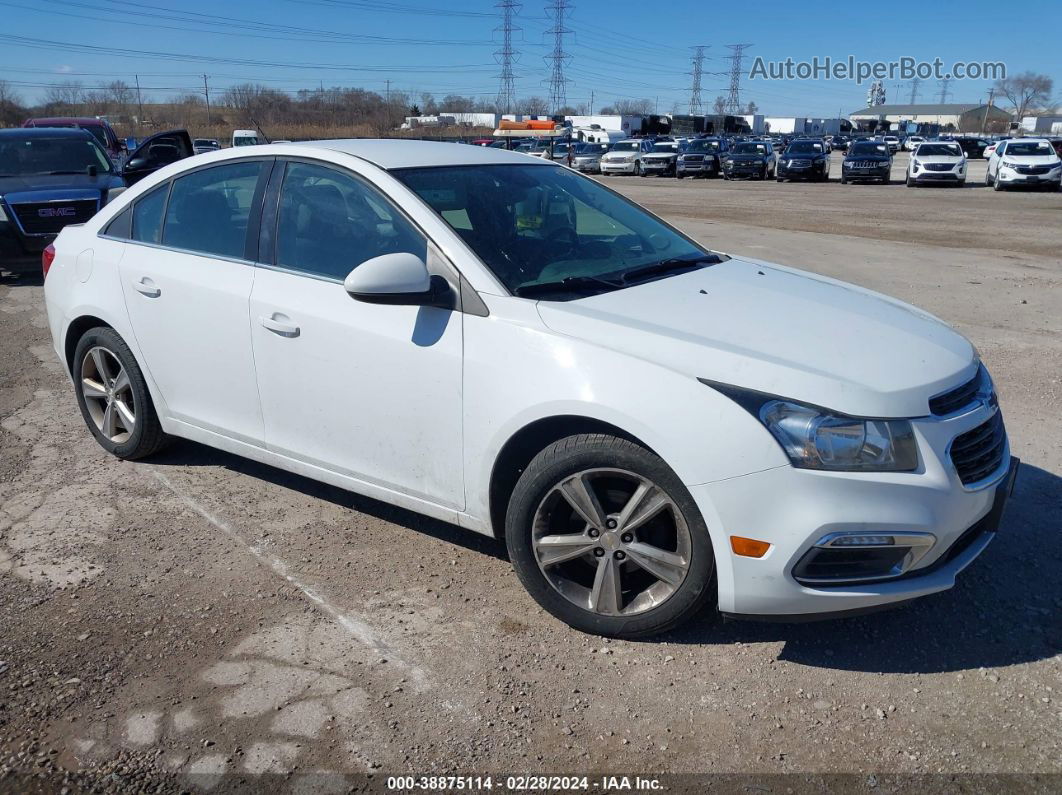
80,346,136,443
531,468,691,616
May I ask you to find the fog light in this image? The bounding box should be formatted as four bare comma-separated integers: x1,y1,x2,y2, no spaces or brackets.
828,535,894,547
731,536,771,558
793,531,935,585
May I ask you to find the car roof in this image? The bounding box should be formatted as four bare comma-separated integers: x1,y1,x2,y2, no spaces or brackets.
291,139,554,169
25,117,109,126
0,127,96,140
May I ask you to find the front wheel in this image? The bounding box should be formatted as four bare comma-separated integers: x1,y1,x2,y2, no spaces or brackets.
505,434,716,638
993,172,1004,191
73,327,169,460
634,161,643,177
906,175,915,187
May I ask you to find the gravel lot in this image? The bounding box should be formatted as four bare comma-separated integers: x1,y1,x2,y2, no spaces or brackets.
1,151,1060,793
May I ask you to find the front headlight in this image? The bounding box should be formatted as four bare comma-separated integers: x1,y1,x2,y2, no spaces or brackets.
1002,160,1019,170
0,200,7,222
912,159,921,169
703,382,919,472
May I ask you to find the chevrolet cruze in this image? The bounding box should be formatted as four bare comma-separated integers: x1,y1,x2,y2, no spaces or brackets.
43,141,1018,637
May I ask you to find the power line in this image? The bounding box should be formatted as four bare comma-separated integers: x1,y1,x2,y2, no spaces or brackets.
494,0,520,115
723,44,751,114
688,45,708,115
908,77,921,104
544,0,571,114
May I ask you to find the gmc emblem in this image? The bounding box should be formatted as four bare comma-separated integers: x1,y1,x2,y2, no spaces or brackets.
38,207,77,218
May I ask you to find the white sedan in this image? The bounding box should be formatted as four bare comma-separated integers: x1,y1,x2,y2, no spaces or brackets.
906,141,967,186
42,141,1017,637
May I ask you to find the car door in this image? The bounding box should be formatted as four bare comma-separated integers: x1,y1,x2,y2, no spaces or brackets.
248,159,464,508
118,158,270,442
988,142,1003,176
122,130,195,186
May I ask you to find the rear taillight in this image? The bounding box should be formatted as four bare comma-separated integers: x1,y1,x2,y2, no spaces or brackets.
42,244,56,279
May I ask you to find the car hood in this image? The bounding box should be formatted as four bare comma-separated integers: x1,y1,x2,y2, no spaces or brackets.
0,173,123,196
845,155,890,162
915,155,963,164
644,152,678,158
535,257,975,418
1001,155,1059,165
602,151,636,159
727,154,766,161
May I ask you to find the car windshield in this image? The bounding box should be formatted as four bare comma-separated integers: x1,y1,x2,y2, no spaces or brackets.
395,163,711,299
786,141,823,154
733,143,766,154
577,144,607,154
687,139,720,152
849,142,888,156
0,134,114,176
611,141,641,152
651,143,677,152
917,144,961,157
1005,141,1053,156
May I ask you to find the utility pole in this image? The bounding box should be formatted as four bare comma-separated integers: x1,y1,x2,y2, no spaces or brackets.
134,74,144,131
589,89,593,115
202,74,211,129
980,87,995,134
544,0,571,115
688,45,708,115
494,0,520,116
937,77,950,104
723,44,752,114
385,79,392,128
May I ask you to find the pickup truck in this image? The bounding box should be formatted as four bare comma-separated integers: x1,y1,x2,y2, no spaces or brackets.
1,128,192,274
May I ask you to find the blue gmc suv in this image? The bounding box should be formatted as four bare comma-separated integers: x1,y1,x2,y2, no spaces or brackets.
0,127,192,274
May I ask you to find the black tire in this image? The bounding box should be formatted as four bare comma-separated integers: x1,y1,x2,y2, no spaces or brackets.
993,172,1004,191
882,176,891,185
505,433,716,638
776,177,784,182
73,327,169,460
840,176,848,184
906,175,915,187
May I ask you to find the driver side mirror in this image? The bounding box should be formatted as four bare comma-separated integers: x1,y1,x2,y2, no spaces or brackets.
344,253,453,309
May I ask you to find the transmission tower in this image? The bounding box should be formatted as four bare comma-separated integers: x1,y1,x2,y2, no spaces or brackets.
723,44,752,114
688,45,708,115
494,0,520,115
908,78,921,104
937,77,951,104
544,0,572,114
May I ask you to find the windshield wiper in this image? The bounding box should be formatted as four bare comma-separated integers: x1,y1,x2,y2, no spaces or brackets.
513,274,624,298
620,254,721,285
47,170,102,176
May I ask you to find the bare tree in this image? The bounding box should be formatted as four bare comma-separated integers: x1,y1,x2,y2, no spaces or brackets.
745,101,758,115
994,72,1054,119
713,95,727,114
44,80,85,111
440,94,475,112
607,98,654,115
0,79,24,126
519,96,549,115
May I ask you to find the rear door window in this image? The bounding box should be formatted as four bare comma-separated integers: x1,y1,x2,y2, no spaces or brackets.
161,161,264,259
132,185,168,244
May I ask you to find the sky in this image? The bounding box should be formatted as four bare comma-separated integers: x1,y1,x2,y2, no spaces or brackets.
1,0,1059,117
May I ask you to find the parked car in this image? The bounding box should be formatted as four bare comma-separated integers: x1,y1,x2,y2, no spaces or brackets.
231,129,261,147
721,140,775,180
0,128,192,274
952,138,989,159
831,135,850,151
882,135,901,153
840,140,893,184
676,137,727,178
906,141,967,187
985,138,1062,190
23,116,125,164
42,140,1018,637
982,141,1000,159
640,141,681,176
571,142,610,173
903,135,926,151
776,138,831,182
599,138,653,175
1047,138,1062,159
193,138,220,155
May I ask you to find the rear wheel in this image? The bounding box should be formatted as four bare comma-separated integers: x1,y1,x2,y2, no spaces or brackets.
505,434,716,638
73,327,169,460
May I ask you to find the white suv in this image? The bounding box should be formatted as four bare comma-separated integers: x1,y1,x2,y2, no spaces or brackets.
42,141,1018,637
986,138,1062,190
906,141,967,187
599,138,653,175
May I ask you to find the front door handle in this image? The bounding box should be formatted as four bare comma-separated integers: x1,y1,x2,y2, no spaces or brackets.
259,314,300,337
132,277,160,298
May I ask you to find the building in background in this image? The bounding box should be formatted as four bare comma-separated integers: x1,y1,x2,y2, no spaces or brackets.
849,103,1011,133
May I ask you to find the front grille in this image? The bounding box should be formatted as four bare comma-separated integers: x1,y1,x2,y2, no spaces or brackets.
929,370,981,416
1016,165,1050,175
11,199,99,236
924,163,953,172
683,155,704,162
788,159,812,168
849,160,884,168
950,412,1006,486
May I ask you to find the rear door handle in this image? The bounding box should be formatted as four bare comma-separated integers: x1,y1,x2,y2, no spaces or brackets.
132,277,160,298
259,314,300,337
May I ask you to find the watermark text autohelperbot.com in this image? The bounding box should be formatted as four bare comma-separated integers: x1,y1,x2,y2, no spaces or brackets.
749,56,1006,83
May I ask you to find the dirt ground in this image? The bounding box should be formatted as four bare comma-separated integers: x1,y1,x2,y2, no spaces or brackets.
1,152,1060,793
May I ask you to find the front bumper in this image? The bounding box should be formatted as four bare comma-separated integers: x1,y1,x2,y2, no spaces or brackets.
843,165,891,180
723,162,767,178
677,160,716,175
778,163,827,179
574,159,602,173
0,221,49,273
911,170,963,182
641,160,675,174
600,160,638,174
997,167,1061,186
692,405,1016,618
